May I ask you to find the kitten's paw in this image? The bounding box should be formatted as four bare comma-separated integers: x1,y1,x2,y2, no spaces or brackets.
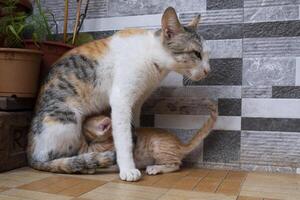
119,168,141,181
96,151,116,167
146,166,160,175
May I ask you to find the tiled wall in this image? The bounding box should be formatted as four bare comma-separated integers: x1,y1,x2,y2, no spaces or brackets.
42,0,300,173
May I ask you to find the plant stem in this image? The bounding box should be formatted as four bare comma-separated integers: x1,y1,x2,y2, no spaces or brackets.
72,0,82,45
63,0,68,43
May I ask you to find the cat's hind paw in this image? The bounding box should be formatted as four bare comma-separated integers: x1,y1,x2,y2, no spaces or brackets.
146,166,160,175
119,168,141,181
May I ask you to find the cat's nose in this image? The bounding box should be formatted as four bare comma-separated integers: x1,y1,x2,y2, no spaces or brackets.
203,68,210,76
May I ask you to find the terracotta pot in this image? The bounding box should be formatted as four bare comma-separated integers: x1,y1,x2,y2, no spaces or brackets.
0,0,33,17
24,40,73,80
0,48,42,97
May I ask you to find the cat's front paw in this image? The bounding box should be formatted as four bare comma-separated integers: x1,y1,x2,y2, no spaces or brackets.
119,168,141,181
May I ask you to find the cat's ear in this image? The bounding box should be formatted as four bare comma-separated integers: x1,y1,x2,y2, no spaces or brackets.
161,7,183,39
96,117,111,132
188,14,201,30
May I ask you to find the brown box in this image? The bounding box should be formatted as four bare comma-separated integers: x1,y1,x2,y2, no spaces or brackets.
0,111,32,172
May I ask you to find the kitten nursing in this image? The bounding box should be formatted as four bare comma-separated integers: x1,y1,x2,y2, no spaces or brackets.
80,102,217,175
27,7,210,181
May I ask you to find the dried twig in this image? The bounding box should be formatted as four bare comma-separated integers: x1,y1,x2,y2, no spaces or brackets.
63,0,68,43
72,0,82,45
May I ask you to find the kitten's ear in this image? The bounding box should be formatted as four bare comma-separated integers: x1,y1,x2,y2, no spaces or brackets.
161,7,183,39
96,117,111,132
188,14,201,30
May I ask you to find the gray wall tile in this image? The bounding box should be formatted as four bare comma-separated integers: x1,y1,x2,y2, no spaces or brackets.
218,98,241,116
180,9,243,25
243,58,296,86
244,5,299,23
272,86,300,98
108,0,206,17
241,131,300,167
204,130,240,163
242,117,300,132
244,0,300,8
184,58,242,85
208,39,242,58
243,21,300,38
199,24,243,40
207,0,243,10
243,37,300,57
242,86,272,98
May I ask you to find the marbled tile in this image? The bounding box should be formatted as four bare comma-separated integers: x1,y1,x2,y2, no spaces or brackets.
244,37,300,57
244,5,299,23
160,72,183,87
207,39,242,59
199,24,243,40
296,57,300,85
241,131,300,167
242,117,300,132
243,58,296,85
242,86,272,98
165,129,203,163
272,86,300,98
180,9,243,25
152,86,242,99
207,0,243,10
142,97,210,115
218,98,241,116
243,21,300,38
242,98,300,118
240,163,296,173
203,130,241,163
155,115,241,131
244,0,300,8
140,115,154,127
184,58,242,85
40,0,107,21
107,0,206,17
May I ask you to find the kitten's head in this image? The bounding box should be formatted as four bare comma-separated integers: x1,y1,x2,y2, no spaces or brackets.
161,7,210,81
83,115,112,142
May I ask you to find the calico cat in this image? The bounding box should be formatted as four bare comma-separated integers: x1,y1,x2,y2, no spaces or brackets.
80,102,217,175
27,7,210,181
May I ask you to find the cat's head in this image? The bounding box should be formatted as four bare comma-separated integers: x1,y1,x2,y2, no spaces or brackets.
161,7,210,81
83,115,112,142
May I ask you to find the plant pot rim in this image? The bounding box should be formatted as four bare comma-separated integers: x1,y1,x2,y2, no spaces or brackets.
24,40,74,49
0,48,43,55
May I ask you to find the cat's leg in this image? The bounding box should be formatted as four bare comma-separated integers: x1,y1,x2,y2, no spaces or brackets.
146,164,180,175
110,89,141,181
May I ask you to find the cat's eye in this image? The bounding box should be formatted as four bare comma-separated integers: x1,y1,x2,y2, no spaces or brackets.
194,51,202,60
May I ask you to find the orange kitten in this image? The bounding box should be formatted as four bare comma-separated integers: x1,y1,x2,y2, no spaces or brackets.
81,102,217,175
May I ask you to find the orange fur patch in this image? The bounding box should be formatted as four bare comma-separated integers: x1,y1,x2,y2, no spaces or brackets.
62,37,111,60
116,28,147,38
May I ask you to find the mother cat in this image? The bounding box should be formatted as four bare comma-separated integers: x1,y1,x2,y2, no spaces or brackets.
27,7,210,181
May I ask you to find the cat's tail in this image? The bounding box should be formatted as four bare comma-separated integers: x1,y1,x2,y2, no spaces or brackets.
182,100,218,155
28,151,115,174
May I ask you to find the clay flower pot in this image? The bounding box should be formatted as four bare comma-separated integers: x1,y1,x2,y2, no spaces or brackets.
0,48,42,97
24,40,73,80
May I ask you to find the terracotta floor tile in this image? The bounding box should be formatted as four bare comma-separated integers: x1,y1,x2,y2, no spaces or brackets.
186,168,211,178
152,174,184,188
206,170,229,179
2,188,72,200
172,176,201,190
0,186,10,193
226,171,247,181
193,177,222,193
81,182,168,200
238,196,263,200
217,180,243,196
58,179,106,197
159,189,236,200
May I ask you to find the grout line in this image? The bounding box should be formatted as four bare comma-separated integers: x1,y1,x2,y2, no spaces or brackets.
213,170,229,193
191,170,210,191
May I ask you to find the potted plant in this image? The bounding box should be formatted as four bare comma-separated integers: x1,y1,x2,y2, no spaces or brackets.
0,0,42,98
24,0,94,80
0,0,32,17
